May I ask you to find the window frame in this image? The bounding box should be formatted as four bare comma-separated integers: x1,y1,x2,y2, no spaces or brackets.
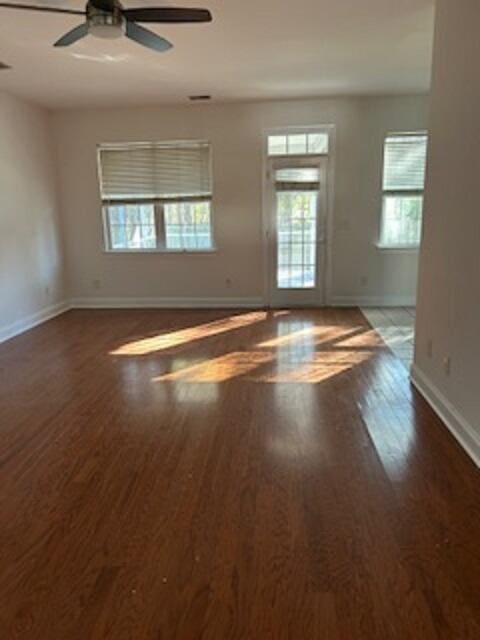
377,131,428,250
98,141,216,254
266,125,331,158
102,200,216,254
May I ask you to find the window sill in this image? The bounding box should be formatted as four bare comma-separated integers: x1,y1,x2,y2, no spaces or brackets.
375,243,420,252
103,248,218,255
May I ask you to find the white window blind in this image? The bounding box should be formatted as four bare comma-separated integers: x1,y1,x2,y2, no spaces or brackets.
275,167,320,191
98,141,212,203
382,135,428,192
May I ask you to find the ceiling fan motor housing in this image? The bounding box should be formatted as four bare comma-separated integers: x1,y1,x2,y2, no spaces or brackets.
87,2,126,39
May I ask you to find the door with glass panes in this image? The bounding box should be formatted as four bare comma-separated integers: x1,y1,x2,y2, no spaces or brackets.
267,156,327,307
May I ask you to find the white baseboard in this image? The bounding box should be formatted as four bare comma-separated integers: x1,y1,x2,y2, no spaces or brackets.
330,295,416,308
0,301,71,345
70,295,416,310
70,296,266,309
411,364,480,468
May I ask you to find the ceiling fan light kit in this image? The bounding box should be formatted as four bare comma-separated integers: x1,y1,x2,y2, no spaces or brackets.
0,1,212,52
88,6,126,40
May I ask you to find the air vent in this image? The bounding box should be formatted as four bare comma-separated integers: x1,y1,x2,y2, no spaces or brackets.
189,95,211,101
0,61,11,70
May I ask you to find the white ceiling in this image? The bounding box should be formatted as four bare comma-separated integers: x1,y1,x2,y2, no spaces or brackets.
0,0,435,109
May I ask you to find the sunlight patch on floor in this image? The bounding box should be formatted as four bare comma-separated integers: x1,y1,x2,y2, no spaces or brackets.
153,351,273,383
110,312,270,356
152,347,375,385
256,325,365,349
254,350,373,384
109,312,384,385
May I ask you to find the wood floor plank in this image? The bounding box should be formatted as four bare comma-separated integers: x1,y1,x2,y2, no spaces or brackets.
0,308,479,639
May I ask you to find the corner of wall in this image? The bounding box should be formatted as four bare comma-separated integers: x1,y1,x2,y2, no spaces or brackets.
0,301,71,345
0,92,70,343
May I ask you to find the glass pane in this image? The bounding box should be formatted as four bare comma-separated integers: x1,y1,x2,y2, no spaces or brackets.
164,201,212,250
303,221,316,242
287,134,307,155
196,235,212,249
107,204,156,250
194,209,210,225
167,235,182,249
139,204,155,224
268,135,287,155
275,167,319,183
303,243,316,264
290,244,304,265
276,191,317,289
110,225,127,249
165,206,180,224
109,224,156,250
303,266,316,288
108,205,127,225
278,268,291,289
180,208,194,225
125,206,142,225
183,235,197,249
380,195,423,246
307,133,329,154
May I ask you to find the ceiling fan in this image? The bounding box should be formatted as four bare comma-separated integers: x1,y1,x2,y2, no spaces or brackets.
0,1,212,52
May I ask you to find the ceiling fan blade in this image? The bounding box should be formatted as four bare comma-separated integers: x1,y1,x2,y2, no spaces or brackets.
125,21,172,52
123,7,212,23
54,23,89,47
0,2,83,15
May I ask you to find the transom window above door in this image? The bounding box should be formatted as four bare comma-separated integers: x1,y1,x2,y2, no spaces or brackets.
267,131,329,156
97,141,214,252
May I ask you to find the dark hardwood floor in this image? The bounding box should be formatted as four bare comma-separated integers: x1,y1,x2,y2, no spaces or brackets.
0,308,479,639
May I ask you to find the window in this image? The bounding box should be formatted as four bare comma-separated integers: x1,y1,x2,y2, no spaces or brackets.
268,131,329,156
379,133,428,248
98,141,213,251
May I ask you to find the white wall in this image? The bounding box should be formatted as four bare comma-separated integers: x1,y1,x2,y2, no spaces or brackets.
52,95,428,307
413,0,480,465
0,92,66,342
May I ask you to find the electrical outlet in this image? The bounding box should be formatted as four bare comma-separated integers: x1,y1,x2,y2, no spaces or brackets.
360,275,368,287
225,278,232,288
427,339,433,358
443,356,451,377
93,279,101,290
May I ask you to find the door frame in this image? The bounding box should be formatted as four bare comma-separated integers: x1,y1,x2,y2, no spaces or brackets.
261,125,336,308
